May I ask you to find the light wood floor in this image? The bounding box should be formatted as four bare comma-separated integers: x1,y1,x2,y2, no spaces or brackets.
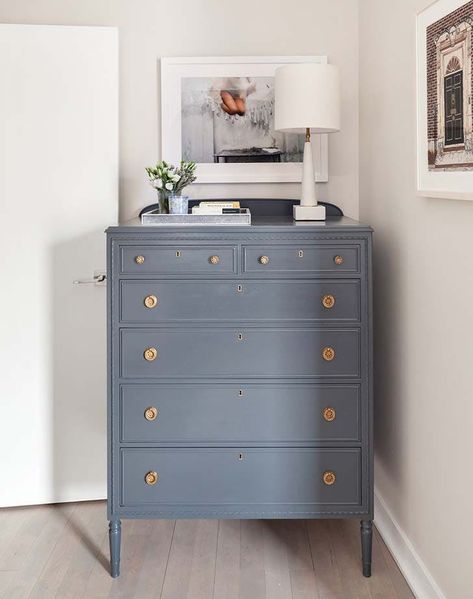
0,500,413,599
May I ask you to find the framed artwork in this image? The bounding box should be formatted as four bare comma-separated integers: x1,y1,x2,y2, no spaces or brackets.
161,56,329,184
417,0,473,200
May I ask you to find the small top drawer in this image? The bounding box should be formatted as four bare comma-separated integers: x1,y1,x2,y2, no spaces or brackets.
242,244,360,275
120,245,237,275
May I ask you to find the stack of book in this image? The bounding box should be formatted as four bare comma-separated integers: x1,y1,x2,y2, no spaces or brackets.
192,201,246,215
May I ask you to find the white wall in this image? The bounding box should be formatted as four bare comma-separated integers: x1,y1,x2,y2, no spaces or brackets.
0,0,359,221
360,1,473,598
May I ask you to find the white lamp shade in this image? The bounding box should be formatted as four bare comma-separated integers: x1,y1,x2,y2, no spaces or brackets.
274,63,340,133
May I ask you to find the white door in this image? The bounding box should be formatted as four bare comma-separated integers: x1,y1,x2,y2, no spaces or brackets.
0,25,118,506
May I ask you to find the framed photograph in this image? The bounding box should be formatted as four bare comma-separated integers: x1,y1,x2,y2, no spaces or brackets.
161,56,329,184
417,0,473,200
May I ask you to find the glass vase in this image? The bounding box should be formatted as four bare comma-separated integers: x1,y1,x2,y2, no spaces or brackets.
157,191,170,214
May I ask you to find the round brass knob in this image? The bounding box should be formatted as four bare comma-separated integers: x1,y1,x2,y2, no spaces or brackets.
143,347,158,361
135,255,145,265
145,471,158,485
209,255,220,265
259,255,270,265
322,294,336,309
323,471,336,486
144,295,158,309
144,407,158,421
322,346,335,361
323,407,336,422
334,255,344,266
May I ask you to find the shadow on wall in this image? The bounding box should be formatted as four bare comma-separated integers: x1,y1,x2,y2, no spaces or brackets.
372,228,407,495
51,228,108,503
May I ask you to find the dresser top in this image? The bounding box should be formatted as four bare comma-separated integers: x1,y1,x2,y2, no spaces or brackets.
107,215,372,234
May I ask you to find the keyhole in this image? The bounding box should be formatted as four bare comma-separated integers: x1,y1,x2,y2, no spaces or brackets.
238,333,243,341
238,389,244,397
238,453,244,461
237,284,243,293
176,250,181,258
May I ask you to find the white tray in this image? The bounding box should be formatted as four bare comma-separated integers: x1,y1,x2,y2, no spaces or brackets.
141,208,251,226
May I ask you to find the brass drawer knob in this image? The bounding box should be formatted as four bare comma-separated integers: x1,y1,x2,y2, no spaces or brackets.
144,295,158,309
209,255,220,265
334,255,344,265
145,471,158,485
322,294,336,309
322,346,335,361
143,347,158,361
323,471,336,486
144,407,158,421
135,255,145,265
259,255,270,265
323,407,336,422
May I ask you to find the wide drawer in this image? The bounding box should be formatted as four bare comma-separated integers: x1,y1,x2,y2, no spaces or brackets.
243,244,360,275
119,279,361,323
120,245,237,275
120,448,361,507
120,328,361,379
120,384,360,443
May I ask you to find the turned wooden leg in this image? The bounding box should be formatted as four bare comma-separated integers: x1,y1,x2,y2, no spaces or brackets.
360,519,373,577
109,519,121,578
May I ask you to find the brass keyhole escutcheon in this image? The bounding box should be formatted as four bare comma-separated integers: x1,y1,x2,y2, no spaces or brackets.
176,250,181,258
144,407,158,421
135,255,145,265
143,347,158,361
259,255,270,265
322,294,336,309
322,347,335,361
145,471,158,485
323,471,336,486
144,295,158,309
323,407,336,422
209,255,220,265
334,255,344,266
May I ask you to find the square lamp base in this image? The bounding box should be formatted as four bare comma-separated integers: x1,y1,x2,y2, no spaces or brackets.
293,204,326,221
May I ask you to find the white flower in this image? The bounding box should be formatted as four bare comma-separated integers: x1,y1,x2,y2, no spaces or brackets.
172,174,181,182
153,178,163,189
165,182,173,191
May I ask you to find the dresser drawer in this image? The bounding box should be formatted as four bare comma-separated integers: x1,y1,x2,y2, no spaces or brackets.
119,279,360,323
120,448,361,507
120,384,360,443
120,245,237,275
120,328,361,379
242,244,360,275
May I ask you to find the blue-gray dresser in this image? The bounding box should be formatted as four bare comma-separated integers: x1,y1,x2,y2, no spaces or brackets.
106,209,374,578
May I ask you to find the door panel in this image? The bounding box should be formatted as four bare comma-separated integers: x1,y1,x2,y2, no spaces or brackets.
0,25,118,506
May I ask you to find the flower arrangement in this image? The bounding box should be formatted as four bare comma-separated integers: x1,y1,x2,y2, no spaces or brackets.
146,160,196,213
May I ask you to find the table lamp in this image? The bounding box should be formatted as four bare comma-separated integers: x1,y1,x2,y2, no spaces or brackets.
275,63,340,220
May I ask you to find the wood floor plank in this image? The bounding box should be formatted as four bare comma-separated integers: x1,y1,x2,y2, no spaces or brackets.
262,520,292,599
2,503,75,599
28,501,104,599
213,519,240,599
0,502,415,599
326,520,373,599
160,519,218,599
373,529,414,599
239,520,266,599
307,520,343,599
290,568,319,599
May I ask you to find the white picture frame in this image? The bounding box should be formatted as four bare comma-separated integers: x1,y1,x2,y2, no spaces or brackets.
416,0,473,200
161,55,329,184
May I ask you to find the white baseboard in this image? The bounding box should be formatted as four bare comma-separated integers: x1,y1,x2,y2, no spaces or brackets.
374,489,446,599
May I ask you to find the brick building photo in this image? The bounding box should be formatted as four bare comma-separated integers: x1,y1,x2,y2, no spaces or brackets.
427,0,473,170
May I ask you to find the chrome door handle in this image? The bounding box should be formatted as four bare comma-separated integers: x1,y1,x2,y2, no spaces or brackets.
73,270,106,286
